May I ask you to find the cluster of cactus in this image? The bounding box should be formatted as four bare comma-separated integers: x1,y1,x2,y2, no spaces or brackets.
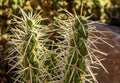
6,8,110,83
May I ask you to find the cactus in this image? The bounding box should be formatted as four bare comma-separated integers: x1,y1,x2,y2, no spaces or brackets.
7,8,49,82
54,13,89,83
54,11,112,83
7,7,111,83
7,7,64,83
65,16,88,83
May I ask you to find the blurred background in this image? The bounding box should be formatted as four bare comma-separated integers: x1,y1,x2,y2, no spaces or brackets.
0,0,120,83
0,0,120,29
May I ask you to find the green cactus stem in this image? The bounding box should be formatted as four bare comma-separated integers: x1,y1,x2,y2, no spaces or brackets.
64,16,88,83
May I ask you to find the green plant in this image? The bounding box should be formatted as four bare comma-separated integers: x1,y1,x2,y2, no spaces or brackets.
54,11,112,83
7,7,47,82
7,8,111,83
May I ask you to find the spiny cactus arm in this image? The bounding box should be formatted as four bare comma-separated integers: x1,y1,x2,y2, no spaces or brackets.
54,13,89,83
8,7,49,83
54,11,111,83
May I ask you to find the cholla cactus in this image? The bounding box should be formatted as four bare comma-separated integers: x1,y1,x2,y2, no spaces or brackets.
7,7,50,82
7,7,112,83
54,11,113,83
7,7,64,83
